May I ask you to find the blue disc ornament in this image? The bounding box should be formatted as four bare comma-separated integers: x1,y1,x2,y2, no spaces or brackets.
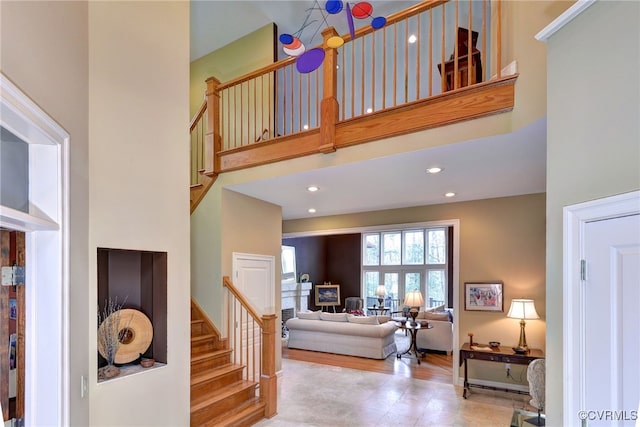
371,16,386,30
296,48,326,73
279,33,294,45
325,0,343,14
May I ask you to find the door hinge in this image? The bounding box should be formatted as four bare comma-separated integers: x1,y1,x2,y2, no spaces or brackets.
1,266,25,286
580,259,587,281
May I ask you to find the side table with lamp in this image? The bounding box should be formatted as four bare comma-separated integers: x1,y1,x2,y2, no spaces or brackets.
459,298,544,399
395,290,433,364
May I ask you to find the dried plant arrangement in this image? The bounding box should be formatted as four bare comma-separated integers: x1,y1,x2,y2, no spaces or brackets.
97,297,127,379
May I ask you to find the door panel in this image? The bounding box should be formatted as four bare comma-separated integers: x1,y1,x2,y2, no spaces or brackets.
583,214,640,425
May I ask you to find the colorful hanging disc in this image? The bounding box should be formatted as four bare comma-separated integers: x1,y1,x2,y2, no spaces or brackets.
327,36,345,49
325,0,343,14
371,16,386,30
352,2,373,19
279,33,294,45
296,48,325,73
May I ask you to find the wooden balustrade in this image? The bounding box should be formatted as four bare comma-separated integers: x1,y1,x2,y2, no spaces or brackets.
222,276,277,418
189,0,510,188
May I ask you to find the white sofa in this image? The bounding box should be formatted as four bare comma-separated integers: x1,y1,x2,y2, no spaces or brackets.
286,311,398,359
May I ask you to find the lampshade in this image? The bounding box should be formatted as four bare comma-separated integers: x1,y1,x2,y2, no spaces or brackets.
375,285,386,297
403,290,424,308
507,299,540,320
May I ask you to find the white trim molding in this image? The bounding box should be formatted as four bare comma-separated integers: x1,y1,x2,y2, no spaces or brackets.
535,0,597,42
1,72,70,426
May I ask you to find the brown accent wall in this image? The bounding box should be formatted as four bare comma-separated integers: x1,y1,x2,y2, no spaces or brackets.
282,234,361,311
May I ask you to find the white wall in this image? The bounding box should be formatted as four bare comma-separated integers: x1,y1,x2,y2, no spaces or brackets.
544,1,640,424
87,2,191,426
1,2,90,424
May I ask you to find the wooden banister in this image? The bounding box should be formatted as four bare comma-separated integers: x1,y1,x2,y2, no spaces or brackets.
191,0,509,204
205,77,221,173
189,99,207,132
222,276,277,418
222,276,264,327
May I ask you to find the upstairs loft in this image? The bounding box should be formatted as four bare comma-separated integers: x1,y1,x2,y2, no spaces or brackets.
190,0,519,211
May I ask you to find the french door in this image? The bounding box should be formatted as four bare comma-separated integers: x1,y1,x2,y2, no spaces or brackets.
364,268,447,314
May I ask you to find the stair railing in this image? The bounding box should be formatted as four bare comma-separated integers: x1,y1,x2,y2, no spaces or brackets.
190,0,509,199
222,276,277,418
189,99,208,186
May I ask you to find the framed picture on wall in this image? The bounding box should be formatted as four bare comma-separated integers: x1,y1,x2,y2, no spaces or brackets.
464,282,503,312
315,284,341,307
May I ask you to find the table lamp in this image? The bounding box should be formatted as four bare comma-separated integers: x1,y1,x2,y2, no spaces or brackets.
507,299,539,353
403,290,424,326
375,285,386,307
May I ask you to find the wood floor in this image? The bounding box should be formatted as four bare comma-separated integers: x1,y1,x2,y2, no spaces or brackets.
282,340,453,384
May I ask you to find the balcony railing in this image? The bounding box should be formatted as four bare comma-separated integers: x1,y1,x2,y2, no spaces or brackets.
190,0,513,193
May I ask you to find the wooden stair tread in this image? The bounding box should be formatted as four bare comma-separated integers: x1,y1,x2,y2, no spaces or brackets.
191,348,232,364
202,398,265,427
191,363,244,386
191,333,217,343
191,380,257,412
190,183,203,189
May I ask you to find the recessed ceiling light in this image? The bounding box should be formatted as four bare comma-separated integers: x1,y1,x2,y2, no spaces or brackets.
308,208,316,213
307,186,319,192
303,124,309,130
366,107,373,113
445,192,456,198
426,167,443,174
408,34,417,44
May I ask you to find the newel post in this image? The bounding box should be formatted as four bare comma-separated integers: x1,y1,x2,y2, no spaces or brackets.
319,27,339,153
260,313,277,417
205,77,221,174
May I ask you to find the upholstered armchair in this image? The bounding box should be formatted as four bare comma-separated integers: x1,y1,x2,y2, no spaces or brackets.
526,359,545,426
343,297,364,313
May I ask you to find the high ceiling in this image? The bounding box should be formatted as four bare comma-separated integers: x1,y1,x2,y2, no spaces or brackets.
191,1,547,221
191,1,422,61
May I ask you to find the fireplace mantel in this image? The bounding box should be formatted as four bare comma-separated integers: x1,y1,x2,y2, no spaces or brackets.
281,282,312,315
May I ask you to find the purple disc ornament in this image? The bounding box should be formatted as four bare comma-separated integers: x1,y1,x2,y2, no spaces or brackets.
296,48,325,73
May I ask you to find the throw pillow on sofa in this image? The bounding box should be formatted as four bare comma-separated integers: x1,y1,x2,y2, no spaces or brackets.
347,315,379,325
422,311,450,321
320,312,349,322
297,310,322,320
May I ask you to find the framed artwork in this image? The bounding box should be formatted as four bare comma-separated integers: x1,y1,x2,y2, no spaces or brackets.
464,282,503,312
315,284,341,307
9,298,17,320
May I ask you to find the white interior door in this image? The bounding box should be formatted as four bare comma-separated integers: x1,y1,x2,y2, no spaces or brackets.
583,214,640,425
565,192,640,426
232,253,275,315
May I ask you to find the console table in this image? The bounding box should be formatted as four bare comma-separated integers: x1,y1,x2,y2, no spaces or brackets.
459,343,544,399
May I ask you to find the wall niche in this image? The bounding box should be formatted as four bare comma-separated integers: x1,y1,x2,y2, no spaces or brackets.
97,248,167,381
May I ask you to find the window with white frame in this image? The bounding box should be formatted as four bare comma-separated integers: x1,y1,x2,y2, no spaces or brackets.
362,227,448,313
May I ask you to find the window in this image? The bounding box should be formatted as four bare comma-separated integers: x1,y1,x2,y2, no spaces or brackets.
362,227,449,312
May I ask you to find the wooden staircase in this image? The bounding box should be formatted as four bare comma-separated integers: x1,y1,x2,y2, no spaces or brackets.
190,300,265,427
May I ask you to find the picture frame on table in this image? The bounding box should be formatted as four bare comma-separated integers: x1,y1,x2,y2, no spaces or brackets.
464,282,503,312
315,284,340,307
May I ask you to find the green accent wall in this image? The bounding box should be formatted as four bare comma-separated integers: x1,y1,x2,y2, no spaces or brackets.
190,23,276,117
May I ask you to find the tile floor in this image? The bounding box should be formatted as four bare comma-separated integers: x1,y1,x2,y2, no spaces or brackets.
255,357,534,427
